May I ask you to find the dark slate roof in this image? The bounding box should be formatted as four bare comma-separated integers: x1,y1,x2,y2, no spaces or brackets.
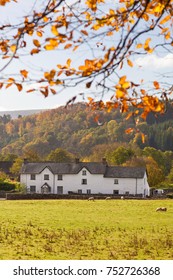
104,166,146,178
20,161,146,178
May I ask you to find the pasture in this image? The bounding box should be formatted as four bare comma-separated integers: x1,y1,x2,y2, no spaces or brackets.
0,199,173,260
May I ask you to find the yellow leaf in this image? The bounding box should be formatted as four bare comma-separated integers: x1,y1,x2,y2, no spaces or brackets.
136,43,143,49
51,25,59,36
160,15,171,25
142,13,149,21
165,32,170,40
127,59,133,67
37,31,43,37
20,70,28,78
10,45,17,53
116,89,125,98
33,39,41,48
43,16,49,22
66,59,71,67
44,39,58,50
73,45,79,52
144,38,151,49
119,76,127,85
153,81,160,89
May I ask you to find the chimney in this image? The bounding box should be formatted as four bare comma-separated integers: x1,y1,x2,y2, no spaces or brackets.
23,158,28,164
102,158,107,165
75,158,80,164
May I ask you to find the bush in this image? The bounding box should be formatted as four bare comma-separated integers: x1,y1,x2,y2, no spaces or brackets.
166,193,173,199
0,181,16,191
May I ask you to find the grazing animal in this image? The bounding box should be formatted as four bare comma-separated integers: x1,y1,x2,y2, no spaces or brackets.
105,197,111,200
121,196,124,200
88,197,95,201
156,207,167,212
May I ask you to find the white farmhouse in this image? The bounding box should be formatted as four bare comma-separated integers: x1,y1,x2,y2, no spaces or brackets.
20,159,150,197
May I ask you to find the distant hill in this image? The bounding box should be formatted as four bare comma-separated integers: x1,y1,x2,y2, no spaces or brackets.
0,109,49,119
0,102,172,158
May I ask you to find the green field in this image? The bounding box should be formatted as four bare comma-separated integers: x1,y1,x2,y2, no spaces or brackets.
0,199,173,260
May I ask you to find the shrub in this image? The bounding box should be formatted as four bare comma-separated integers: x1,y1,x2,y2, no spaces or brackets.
0,181,16,191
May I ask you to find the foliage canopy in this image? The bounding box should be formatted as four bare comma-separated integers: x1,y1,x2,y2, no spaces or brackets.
0,0,172,129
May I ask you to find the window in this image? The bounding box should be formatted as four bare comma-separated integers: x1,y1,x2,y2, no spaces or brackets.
114,179,119,184
30,186,36,193
125,191,129,195
58,174,63,180
30,174,36,180
44,174,49,180
82,170,87,176
113,190,119,195
78,189,82,194
57,186,63,194
82,179,87,185
87,189,91,194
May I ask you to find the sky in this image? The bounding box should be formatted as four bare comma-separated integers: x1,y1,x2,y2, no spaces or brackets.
0,0,173,111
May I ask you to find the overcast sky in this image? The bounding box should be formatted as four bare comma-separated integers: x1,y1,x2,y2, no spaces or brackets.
0,0,173,111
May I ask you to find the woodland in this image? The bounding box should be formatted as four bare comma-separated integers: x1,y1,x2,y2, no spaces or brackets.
0,102,172,189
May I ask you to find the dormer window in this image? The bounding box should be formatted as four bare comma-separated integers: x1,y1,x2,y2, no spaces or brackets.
82,170,87,176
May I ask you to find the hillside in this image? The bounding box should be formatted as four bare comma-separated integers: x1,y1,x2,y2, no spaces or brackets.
0,102,172,158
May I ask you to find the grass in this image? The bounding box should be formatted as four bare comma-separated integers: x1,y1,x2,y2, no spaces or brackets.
0,199,173,260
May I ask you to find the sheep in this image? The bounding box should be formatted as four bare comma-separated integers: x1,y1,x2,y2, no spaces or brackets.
88,197,95,201
156,207,167,212
105,197,111,200
121,196,124,200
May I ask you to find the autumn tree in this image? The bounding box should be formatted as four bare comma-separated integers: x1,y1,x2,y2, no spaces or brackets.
46,148,75,162
0,0,172,138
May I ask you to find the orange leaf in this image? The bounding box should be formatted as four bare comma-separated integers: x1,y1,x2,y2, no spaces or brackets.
50,88,56,94
81,30,88,36
141,133,145,143
15,83,23,91
33,39,41,48
7,78,15,83
153,81,160,89
127,59,133,67
20,70,28,78
125,128,134,134
64,43,72,49
30,48,40,55
119,76,127,85
37,30,43,37
140,89,146,95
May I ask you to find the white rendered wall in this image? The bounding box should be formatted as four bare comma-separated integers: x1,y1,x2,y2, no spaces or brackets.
20,167,149,196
